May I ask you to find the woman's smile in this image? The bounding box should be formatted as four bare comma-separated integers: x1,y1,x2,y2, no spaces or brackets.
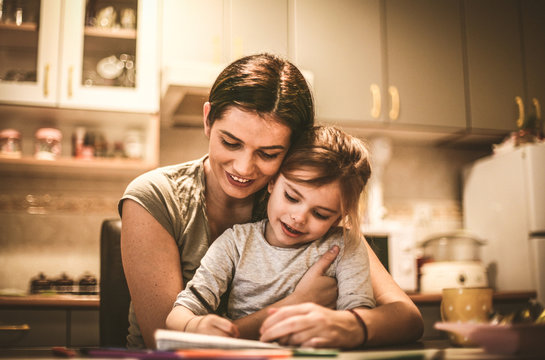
226,171,255,187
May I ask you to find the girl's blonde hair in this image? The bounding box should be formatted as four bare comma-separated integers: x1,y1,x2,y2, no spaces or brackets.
280,126,372,246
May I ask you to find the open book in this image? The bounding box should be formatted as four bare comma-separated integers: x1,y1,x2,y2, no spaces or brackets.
155,329,285,351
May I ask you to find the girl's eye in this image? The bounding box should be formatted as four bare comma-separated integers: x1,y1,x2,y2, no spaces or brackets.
259,151,280,160
284,191,297,203
221,139,240,149
313,211,330,220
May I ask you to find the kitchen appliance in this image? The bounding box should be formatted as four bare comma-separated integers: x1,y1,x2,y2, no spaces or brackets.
463,142,545,305
418,231,488,293
363,221,417,292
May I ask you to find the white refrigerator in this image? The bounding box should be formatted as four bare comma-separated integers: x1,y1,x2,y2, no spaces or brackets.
463,142,545,305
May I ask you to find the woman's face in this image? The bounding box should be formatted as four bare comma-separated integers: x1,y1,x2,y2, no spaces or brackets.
265,170,342,248
204,103,292,200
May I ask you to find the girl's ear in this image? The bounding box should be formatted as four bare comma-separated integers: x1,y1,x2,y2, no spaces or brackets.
203,102,212,138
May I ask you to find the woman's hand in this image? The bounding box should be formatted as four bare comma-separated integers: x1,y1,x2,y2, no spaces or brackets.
188,314,240,338
290,246,339,309
259,303,364,348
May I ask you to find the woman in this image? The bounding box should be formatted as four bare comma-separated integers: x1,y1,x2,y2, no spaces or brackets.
120,53,423,349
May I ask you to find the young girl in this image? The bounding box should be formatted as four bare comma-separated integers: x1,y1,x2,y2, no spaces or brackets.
166,126,375,348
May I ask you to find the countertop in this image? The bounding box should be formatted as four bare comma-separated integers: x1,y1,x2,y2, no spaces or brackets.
0,291,536,309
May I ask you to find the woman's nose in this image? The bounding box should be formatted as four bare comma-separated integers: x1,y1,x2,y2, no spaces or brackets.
233,151,254,176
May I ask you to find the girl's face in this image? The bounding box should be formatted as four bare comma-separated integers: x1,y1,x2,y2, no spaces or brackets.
266,170,342,248
204,103,292,200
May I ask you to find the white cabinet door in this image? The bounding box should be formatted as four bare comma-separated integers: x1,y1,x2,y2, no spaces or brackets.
385,0,466,128
0,0,61,106
291,0,383,125
58,0,159,113
161,0,224,65
464,0,524,132
228,0,288,60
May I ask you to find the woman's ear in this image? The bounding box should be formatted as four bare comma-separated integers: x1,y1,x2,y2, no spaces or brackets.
203,102,212,138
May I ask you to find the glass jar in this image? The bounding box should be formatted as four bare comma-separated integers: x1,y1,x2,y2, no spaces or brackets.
34,128,62,160
0,128,22,158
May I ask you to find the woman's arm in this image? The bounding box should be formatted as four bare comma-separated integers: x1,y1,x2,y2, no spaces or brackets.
234,246,340,339
359,239,424,345
121,199,184,349
259,240,424,347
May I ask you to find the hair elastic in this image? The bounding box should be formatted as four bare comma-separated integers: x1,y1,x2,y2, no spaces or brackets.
348,308,368,347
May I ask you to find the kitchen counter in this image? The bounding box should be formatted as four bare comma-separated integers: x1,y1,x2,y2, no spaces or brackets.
0,291,535,309
0,294,99,309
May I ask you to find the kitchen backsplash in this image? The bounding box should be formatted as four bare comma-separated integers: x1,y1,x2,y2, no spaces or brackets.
0,126,490,291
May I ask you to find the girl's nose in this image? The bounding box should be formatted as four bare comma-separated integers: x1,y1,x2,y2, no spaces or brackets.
290,210,307,225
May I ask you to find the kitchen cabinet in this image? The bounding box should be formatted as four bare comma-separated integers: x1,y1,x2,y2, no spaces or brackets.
291,0,383,125
161,0,288,66
520,0,545,129
0,309,99,347
463,0,525,132
291,0,466,131
0,0,159,113
0,0,160,176
385,0,466,129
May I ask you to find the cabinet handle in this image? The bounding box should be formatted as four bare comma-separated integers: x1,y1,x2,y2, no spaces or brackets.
43,64,50,97
389,86,400,120
533,98,541,121
370,84,381,118
515,96,525,128
68,66,73,98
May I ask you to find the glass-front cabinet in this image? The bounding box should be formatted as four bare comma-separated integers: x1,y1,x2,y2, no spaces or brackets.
0,0,159,113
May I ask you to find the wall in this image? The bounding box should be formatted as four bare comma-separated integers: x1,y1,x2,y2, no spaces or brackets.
0,125,490,292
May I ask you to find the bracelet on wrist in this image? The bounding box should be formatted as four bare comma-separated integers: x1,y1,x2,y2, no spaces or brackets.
348,308,368,347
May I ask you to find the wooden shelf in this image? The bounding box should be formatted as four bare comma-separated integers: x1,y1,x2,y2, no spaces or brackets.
0,294,99,309
0,22,37,32
84,26,136,39
0,156,155,178
408,290,537,305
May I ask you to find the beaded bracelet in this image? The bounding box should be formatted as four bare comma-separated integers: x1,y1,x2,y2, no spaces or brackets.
348,308,368,347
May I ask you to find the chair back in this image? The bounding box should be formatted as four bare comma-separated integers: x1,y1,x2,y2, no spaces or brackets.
99,218,130,347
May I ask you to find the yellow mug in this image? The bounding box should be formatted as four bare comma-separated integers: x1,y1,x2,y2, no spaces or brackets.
440,287,493,346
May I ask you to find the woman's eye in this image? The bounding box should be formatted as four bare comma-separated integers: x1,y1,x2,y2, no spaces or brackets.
259,151,279,160
284,192,297,203
221,139,240,149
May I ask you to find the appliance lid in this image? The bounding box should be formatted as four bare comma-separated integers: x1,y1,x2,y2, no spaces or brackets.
161,62,314,128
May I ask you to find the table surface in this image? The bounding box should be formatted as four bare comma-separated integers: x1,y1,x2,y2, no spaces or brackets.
0,340,541,360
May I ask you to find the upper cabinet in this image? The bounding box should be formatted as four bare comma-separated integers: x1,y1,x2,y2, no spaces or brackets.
385,0,466,129
461,0,545,133
291,0,383,125
464,0,524,132
161,0,288,66
520,0,545,128
291,0,466,131
0,0,159,113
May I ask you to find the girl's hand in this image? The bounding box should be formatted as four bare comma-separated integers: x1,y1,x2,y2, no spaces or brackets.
259,303,364,348
290,246,339,308
188,314,240,338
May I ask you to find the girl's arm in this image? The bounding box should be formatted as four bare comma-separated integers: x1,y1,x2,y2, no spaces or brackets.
259,240,424,347
166,306,239,337
121,199,184,349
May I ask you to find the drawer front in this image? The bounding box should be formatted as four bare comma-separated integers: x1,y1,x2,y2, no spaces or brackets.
0,309,66,347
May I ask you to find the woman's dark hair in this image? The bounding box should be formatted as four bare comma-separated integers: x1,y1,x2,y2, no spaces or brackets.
207,53,314,145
